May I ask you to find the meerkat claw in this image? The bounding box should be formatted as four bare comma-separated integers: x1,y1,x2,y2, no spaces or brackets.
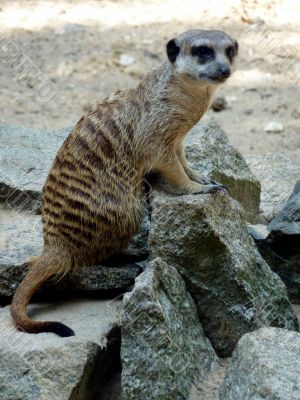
200,178,227,190
204,183,228,193
200,177,212,185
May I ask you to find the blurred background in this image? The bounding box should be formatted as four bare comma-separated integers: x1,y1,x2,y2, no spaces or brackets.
0,0,299,161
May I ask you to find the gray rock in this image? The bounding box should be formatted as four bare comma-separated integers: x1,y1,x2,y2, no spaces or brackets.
121,257,218,400
185,120,261,223
129,203,150,254
246,223,269,240
254,181,300,303
0,299,121,400
268,180,300,235
56,263,141,292
220,327,300,400
149,191,299,356
0,210,141,297
245,153,300,221
0,125,70,212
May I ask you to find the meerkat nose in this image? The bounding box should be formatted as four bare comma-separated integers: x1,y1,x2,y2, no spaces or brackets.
216,65,230,79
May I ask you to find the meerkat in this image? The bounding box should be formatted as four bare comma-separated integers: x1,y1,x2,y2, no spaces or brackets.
11,29,238,337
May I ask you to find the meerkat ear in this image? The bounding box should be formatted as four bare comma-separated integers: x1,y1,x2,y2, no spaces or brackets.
234,40,239,54
166,39,180,63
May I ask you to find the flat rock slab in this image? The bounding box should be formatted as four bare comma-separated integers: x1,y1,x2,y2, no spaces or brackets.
0,299,122,400
220,327,300,400
0,125,70,212
185,119,261,223
149,191,299,356
121,258,218,400
245,153,300,222
0,208,141,297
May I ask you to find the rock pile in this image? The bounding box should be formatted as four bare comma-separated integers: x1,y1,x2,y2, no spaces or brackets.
0,121,299,399
149,191,297,357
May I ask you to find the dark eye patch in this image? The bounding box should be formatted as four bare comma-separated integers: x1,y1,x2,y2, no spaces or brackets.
191,46,215,62
226,45,235,61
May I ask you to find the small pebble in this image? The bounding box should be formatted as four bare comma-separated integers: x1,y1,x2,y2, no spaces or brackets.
264,121,284,133
118,54,135,67
211,96,228,112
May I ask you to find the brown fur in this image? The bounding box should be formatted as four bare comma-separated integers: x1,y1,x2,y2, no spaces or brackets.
11,29,238,336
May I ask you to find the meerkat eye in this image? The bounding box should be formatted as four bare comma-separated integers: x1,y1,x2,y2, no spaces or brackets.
191,46,214,62
226,46,235,61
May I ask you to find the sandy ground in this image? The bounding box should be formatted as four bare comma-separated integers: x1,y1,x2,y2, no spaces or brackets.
0,0,299,162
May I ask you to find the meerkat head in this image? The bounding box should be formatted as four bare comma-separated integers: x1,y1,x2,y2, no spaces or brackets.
166,29,238,85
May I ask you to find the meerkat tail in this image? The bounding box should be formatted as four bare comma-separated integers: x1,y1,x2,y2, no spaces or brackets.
10,254,75,337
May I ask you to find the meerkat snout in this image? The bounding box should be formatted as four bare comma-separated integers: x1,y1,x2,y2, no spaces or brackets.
167,29,238,84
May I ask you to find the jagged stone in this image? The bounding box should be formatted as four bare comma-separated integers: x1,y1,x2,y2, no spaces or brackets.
121,258,218,400
185,119,261,222
268,180,300,235
220,327,300,400
149,191,299,356
245,153,300,222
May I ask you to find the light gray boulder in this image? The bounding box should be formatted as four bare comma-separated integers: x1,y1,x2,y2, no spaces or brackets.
0,125,70,213
0,122,260,223
121,257,218,400
245,153,300,222
0,299,121,400
149,191,299,356
0,211,141,297
220,327,300,400
185,120,261,223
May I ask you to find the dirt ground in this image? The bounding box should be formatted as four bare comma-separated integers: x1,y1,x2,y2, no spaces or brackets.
0,0,299,162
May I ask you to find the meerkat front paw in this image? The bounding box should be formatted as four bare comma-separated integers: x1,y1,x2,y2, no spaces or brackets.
189,172,228,192
185,181,227,194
